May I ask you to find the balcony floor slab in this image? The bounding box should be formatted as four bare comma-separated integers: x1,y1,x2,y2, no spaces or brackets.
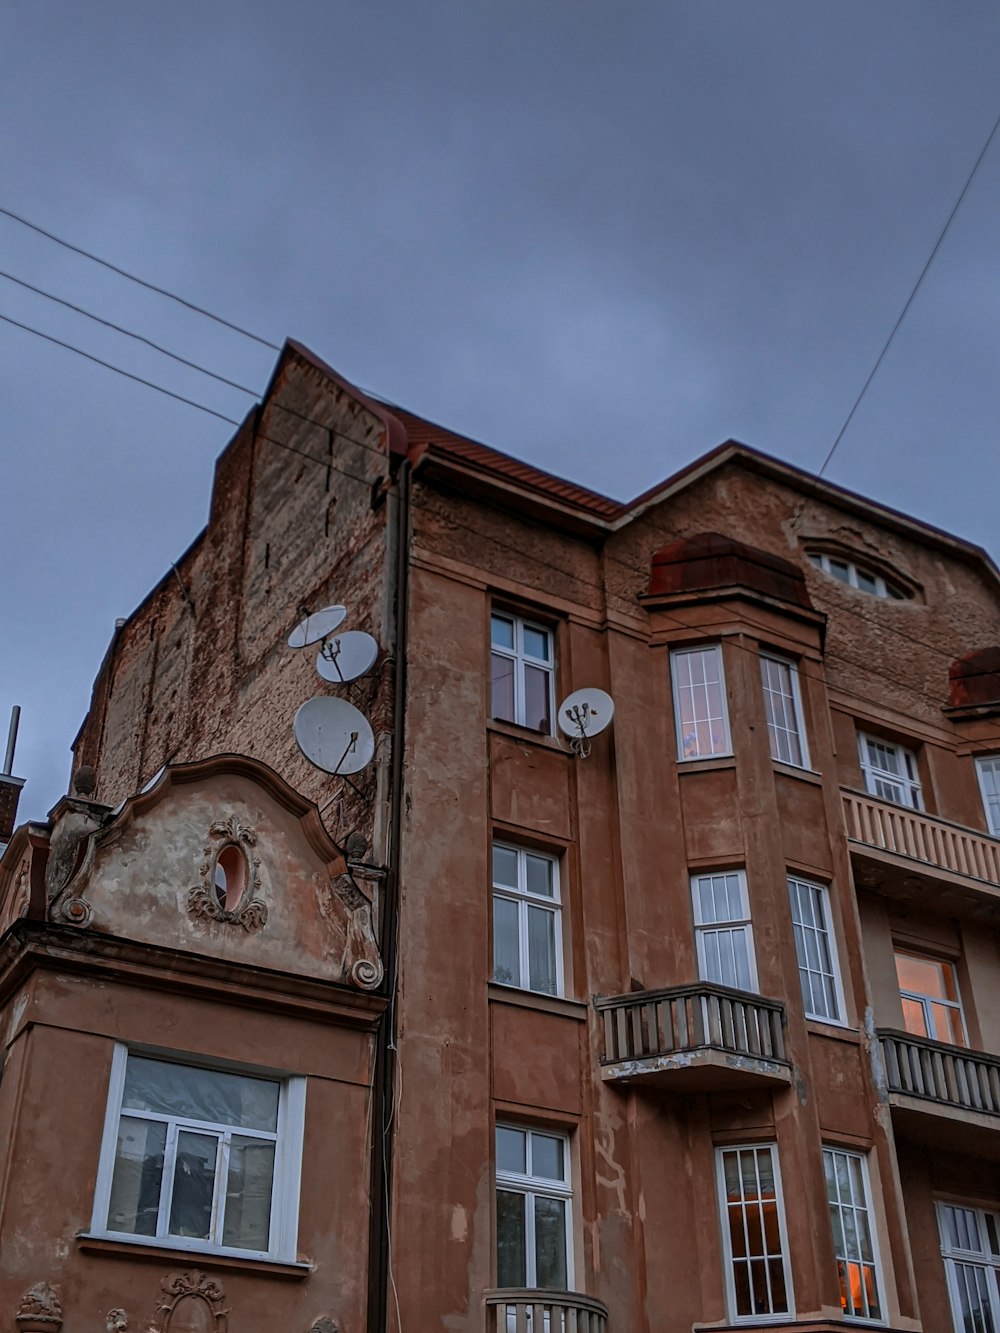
601,1045,792,1092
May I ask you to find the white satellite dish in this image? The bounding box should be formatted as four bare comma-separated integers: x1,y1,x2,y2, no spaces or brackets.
294,697,376,775
315,630,379,683
288,605,347,649
557,687,615,756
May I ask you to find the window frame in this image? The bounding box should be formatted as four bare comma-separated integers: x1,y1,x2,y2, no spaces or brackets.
490,610,556,734
671,644,732,762
822,1146,885,1324
937,1201,1000,1333
787,875,845,1025
857,732,923,810
491,841,564,998
893,948,967,1048
975,756,1000,838
495,1123,574,1292
691,869,759,994
715,1142,795,1323
90,1044,305,1262
808,552,909,601
759,653,810,769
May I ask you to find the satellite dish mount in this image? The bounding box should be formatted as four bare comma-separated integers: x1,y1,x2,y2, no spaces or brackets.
557,687,615,759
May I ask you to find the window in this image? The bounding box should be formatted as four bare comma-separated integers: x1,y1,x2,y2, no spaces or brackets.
760,654,809,768
717,1144,793,1321
492,843,562,997
491,612,554,733
976,757,1000,837
672,645,731,760
808,552,909,601
496,1125,572,1291
92,1047,305,1259
692,871,757,992
858,733,922,809
823,1148,883,1322
938,1203,1000,1333
788,876,843,1023
894,950,966,1046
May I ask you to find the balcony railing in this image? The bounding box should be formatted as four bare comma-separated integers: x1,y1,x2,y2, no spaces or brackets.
880,1029,1000,1118
843,788,1000,889
596,982,787,1081
484,1290,608,1332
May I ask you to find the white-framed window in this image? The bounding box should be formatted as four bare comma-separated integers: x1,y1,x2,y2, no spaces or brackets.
671,644,731,761
823,1147,884,1322
496,1124,572,1291
894,949,967,1047
938,1202,1000,1333
760,654,809,768
808,552,909,601
858,733,922,809
692,870,757,993
491,612,554,733
976,756,1000,837
492,842,563,997
788,876,843,1023
716,1143,793,1321
91,1046,305,1260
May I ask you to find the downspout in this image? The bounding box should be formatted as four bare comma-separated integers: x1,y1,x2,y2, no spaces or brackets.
368,457,411,1333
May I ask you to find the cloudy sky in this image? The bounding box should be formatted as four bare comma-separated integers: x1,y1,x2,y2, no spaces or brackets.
2,1,999,819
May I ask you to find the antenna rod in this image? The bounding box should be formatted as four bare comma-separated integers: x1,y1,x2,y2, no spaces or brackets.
4,706,21,775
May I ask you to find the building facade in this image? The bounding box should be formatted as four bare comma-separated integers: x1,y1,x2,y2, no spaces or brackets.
2,340,1000,1333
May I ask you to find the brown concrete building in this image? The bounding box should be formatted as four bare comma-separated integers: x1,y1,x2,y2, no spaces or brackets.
2,340,1000,1333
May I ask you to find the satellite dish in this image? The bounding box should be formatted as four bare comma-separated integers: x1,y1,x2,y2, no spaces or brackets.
558,687,615,739
294,697,376,775
288,605,347,649
315,631,379,683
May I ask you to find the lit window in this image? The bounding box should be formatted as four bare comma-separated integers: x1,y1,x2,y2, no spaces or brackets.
823,1148,883,1321
809,552,909,600
937,1203,1000,1333
858,733,922,809
491,613,554,733
788,877,843,1023
92,1047,304,1259
760,654,809,768
976,757,1000,837
496,1125,572,1291
671,645,731,760
492,843,562,997
894,950,966,1047
717,1144,793,1320
692,870,757,992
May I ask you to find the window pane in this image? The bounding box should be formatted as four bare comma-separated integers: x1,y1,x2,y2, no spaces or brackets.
930,1000,965,1046
525,854,554,898
531,1133,565,1182
896,953,947,998
491,652,515,722
524,665,551,733
496,1126,526,1174
760,657,804,767
123,1058,279,1131
901,996,928,1037
673,647,729,759
493,896,521,987
977,757,1000,836
107,1115,167,1236
491,615,514,650
522,626,550,662
830,560,851,582
527,905,557,995
169,1130,218,1239
223,1136,275,1250
492,845,519,889
534,1196,567,1289
496,1190,526,1287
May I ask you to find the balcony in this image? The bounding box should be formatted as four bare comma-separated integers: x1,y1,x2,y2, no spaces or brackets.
843,788,1000,910
595,983,790,1092
879,1029,1000,1159
485,1290,608,1332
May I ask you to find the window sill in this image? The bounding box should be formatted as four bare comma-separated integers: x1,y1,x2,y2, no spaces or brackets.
676,755,736,774
805,1019,860,1043
488,719,568,753
77,1234,311,1278
772,762,823,786
488,982,588,1021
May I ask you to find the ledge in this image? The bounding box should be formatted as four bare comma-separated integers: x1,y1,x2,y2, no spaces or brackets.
487,720,571,755
488,982,589,1021
676,756,737,775
77,1234,312,1279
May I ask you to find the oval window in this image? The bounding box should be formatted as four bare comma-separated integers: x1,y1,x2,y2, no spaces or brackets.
213,844,247,912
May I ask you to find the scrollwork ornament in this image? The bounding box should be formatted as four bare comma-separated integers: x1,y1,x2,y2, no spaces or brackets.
186,813,267,932
106,1310,129,1333
155,1271,228,1333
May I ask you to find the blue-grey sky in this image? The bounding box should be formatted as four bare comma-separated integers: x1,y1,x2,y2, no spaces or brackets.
2,1,999,820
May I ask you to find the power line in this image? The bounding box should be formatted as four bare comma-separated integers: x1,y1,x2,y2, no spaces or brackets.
819,106,1000,478
0,204,281,351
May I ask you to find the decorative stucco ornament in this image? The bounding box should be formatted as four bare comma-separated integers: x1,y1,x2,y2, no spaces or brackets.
152,1271,228,1333
334,871,384,990
187,814,267,932
15,1283,63,1333
106,1310,129,1333
309,1318,340,1333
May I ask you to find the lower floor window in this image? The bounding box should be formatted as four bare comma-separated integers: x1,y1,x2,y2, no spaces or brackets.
496,1124,572,1290
93,1046,305,1259
717,1144,792,1320
939,1202,1000,1333
823,1148,882,1320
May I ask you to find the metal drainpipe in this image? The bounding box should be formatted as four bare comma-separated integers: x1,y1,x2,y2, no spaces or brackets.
367,457,410,1333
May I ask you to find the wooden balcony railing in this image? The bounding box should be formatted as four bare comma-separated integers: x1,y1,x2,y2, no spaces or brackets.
595,982,786,1068
880,1029,1000,1118
485,1290,608,1332
843,789,1000,888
